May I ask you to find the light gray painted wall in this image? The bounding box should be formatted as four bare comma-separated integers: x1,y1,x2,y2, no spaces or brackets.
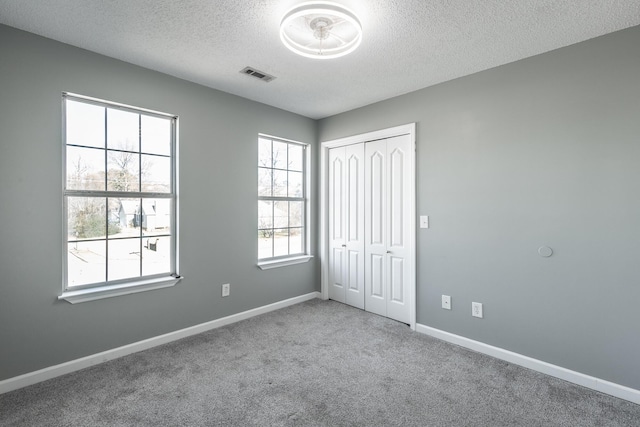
2,21,639,392
319,26,640,390
0,24,319,381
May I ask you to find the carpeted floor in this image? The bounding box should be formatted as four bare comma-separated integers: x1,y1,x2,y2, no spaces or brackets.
1,299,639,426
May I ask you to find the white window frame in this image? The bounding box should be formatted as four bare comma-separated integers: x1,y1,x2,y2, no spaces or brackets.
59,93,181,303
257,134,312,270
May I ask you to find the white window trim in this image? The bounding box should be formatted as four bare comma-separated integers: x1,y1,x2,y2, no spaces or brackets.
61,93,180,302
257,134,311,267
257,255,313,270
58,275,182,304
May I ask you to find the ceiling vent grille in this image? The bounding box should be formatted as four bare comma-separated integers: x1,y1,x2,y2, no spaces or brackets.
240,67,276,82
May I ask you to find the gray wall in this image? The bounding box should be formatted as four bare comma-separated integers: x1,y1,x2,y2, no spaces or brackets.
2,20,639,392
0,24,319,381
319,26,640,390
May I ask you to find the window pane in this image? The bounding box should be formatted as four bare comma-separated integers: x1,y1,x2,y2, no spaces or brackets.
274,201,288,228
290,201,303,227
107,108,139,151
288,144,303,171
66,100,105,148
141,199,172,237
258,200,273,230
66,146,105,191
273,141,288,169
288,171,303,197
68,241,106,287
108,238,141,281
64,95,176,289
258,168,272,197
142,236,171,276
258,137,271,167
273,170,287,197
141,155,171,193
68,197,106,240
273,228,289,257
258,230,273,259
256,136,306,261
107,150,140,191
141,115,171,156
109,198,142,238
290,228,303,254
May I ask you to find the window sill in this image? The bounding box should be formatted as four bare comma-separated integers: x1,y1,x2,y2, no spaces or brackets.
258,255,313,270
58,275,182,304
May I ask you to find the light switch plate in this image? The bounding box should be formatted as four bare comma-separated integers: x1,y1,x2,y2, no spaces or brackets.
420,215,429,229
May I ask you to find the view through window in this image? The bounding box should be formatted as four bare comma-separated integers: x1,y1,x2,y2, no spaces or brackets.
258,135,307,260
63,94,177,289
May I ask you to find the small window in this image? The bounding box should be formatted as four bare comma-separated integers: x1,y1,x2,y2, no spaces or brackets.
62,93,178,300
258,135,309,263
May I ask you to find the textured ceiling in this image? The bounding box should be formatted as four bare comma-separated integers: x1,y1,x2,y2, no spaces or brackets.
0,1,638,119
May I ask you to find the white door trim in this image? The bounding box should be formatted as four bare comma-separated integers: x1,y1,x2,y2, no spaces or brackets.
320,123,416,330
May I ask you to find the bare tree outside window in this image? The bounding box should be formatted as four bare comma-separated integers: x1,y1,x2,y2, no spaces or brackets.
63,94,176,289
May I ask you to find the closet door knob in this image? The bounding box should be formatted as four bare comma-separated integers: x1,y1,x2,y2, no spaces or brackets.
386,250,391,254
342,244,346,247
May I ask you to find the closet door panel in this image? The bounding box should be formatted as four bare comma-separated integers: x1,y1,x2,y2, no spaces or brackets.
344,145,365,308
371,253,384,298
389,256,405,303
369,151,385,246
385,135,412,324
328,147,346,303
347,151,361,243
389,147,405,248
330,247,345,288
347,250,359,291
364,140,387,317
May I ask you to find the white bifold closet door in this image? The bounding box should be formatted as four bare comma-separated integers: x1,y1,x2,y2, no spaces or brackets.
364,135,411,324
328,143,365,309
328,134,411,324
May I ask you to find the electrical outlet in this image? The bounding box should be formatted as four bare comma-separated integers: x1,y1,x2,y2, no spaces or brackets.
441,295,451,310
222,283,230,297
420,215,429,229
472,302,483,318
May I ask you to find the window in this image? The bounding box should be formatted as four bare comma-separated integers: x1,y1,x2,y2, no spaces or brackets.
61,93,179,303
258,135,310,268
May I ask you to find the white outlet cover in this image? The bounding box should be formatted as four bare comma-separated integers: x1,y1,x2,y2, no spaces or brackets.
222,283,230,297
420,215,429,229
441,295,451,310
472,302,483,318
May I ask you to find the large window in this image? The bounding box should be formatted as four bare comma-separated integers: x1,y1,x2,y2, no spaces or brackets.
62,93,178,300
258,135,308,263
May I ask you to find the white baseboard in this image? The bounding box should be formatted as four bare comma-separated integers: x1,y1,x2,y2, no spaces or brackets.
0,292,321,395
416,323,640,405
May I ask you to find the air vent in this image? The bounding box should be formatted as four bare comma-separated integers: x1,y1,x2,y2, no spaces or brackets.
240,67,276,82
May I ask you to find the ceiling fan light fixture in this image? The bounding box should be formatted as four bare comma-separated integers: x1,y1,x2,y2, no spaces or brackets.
280,2,362,59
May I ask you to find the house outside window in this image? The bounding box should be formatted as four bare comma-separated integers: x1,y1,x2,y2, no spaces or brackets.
257,135,310,268
61,93,179,302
